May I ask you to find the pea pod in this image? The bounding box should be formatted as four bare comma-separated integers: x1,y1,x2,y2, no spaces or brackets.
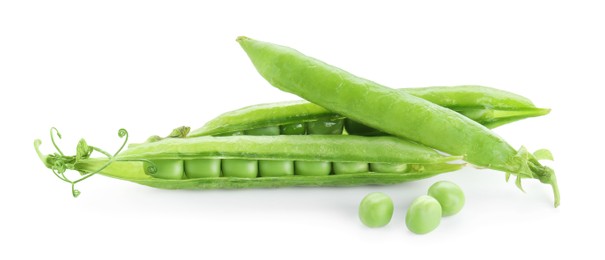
35,129,463,195
236,36,559,207
189,85,550,137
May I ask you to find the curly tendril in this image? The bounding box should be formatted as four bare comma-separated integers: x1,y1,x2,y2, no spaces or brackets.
144,160,158,175
37,128,131,198
68,128,130,197
50,127,64,156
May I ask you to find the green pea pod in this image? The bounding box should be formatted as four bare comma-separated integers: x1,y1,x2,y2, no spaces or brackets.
236,36,559,207
34,129,463,195
189,85,550,137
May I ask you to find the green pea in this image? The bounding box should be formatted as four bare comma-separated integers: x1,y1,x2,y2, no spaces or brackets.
333,162,368,174
149,160,184,180
244,126,280,136
294,161,331,176
428,181,465,216
184,159,221,178
259,160,294,177
405,195,442,234
306,119,344,135
358,192,394,228
280,123,306,135
370,163,408,173
222,159,258,178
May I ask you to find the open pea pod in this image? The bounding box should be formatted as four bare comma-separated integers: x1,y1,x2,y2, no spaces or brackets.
35,129,463,196
188,85,550,137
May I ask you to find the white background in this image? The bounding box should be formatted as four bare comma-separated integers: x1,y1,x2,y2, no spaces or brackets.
1,1,603,259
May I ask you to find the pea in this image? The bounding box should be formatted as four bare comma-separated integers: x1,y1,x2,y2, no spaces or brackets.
280,123,306,135
294,161,331,176
358,192,394,228
428,181,465,216
369,163,408,173
184,159,221,178
149,159,184,180
259,160,294,177
405,195,442,234
333,162,368,174
306,119,344,135
222,159,258,178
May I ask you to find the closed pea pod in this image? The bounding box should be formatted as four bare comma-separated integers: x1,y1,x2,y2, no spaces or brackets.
236,36,559,207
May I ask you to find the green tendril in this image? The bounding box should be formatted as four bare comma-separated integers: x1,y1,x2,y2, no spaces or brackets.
68,128,129,197
144,161,158,175
91,147,112,158
36,128,131,198
50,127,64,156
